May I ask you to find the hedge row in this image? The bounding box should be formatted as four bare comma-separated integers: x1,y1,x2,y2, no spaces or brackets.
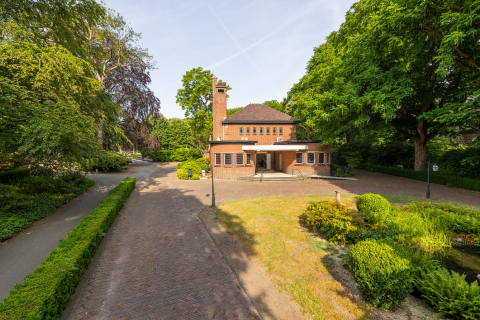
0,177,136,319
80,151,131,172
357,164,480,192
0,168,30,183
147,148,202,162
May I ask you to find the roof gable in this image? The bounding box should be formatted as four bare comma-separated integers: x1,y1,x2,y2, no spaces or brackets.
223,104,300,124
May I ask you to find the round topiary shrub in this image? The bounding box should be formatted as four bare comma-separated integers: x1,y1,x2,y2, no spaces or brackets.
348,239,413,309
356,193,391,223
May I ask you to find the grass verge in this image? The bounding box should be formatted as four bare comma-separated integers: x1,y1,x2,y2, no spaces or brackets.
0,177,136,320
215,195,369,319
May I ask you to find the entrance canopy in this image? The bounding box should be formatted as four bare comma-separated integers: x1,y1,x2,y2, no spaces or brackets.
242,145,308,152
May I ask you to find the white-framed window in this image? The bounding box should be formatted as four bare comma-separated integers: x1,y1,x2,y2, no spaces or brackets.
327,153,330,164
246,127,250,135
266,127,270,135
246,153,252,165
239,127,244,135
253,127,257,135
272,127,277,135
295,153,303,165
215,153,221,166
224,153,233,166
306,152,315,165
279,127,283,135
236,153,244,166
318,152,325,164
259,127,264,135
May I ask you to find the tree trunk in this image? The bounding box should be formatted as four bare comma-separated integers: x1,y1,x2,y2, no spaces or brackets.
413,138,427,171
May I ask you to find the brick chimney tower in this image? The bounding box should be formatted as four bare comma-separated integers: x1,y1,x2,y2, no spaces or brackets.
212,77,227,141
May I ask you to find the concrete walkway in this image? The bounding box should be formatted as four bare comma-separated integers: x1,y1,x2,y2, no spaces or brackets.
0,160,157,302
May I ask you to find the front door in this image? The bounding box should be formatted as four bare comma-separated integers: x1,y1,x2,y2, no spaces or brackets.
278,154,282,171
266,154,271,170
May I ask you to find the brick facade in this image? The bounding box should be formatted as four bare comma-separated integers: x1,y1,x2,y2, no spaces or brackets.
208,78,331,179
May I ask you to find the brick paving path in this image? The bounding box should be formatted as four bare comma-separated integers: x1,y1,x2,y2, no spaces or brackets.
66,163,480,320
66,164,259,320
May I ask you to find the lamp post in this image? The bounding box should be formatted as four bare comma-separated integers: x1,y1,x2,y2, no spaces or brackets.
426,162,439,199
210,165,215,207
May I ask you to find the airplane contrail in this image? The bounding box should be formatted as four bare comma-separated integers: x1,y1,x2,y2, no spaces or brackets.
159,1,320,92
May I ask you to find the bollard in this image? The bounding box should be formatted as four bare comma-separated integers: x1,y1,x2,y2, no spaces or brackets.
335,190,341,203
96,168,98,174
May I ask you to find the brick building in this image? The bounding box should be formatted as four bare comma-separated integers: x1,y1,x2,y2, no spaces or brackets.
209,77,331,179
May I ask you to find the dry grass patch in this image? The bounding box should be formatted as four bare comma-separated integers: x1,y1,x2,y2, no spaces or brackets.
215,195,371,320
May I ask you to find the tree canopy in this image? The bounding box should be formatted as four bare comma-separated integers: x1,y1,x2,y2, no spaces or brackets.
289,0,480,170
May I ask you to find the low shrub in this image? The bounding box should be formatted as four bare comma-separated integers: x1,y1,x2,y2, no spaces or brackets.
357,164,480,192
348,240,413,309
0,175,94,240
305,201,357,244
356,193,391,223
0,177,136,319
80,151,131,172
150,148,202,162
0,167,30,183
415,267,480,319
176,158,210,180
131,153,142,157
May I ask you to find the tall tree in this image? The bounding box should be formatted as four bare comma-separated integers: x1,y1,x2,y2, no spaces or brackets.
176,67,231,139
87,10,160,151
292,0,480,170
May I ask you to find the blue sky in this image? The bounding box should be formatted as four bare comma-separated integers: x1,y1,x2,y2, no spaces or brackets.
102,0,357,119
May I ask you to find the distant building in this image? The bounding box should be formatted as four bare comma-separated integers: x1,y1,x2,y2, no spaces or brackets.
208,77,331,179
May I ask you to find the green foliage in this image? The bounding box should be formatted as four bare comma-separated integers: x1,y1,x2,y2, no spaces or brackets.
415,267,480,319
0,174,94,240
0,177,135,319
176,158,210,180
0,168,30,183
348,240,413,310
263,100,283,112
305,201,356,244
290,0,480,170
80,152,131,172
356,194,391,223
338,145,363,168
227,107,243,117
405,202,480,236
358,164,480,192
149,148,202,162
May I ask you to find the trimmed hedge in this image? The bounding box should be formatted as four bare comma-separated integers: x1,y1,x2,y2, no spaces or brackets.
80,152,131,172
348,239,413,310
0,177,136,319
356,193,391,223
0,168,30,183
149,148,202,162
176,158,210,180
357,164,480,192
305,201,356,244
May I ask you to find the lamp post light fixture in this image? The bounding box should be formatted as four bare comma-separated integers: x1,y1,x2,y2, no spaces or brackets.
426,162,439,199
210,165,215,207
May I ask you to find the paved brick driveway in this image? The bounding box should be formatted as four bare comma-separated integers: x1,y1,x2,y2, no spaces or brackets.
65,163,480,320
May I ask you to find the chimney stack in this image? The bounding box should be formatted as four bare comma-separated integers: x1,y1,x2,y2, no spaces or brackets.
212,77,227,141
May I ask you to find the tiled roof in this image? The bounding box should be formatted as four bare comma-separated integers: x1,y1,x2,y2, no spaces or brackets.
216,82,226,88
223,104,300,124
